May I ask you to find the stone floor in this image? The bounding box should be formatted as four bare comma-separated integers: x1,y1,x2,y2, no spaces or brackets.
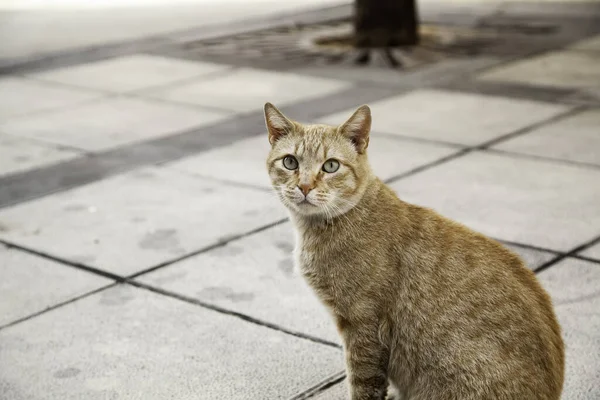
1,3,600,400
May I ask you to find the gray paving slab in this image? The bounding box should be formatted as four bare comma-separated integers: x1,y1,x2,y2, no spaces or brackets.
478,50,600,90
0,167,287,276
0,77,100,120
579,242,600,261
29,54,230,93
139,223,340,343
318,90,569,146
390,152,600,251
0,244,112,327
0,133,80,177
0,96,232,151
0,284,343,400
537,258,600,400
166,133,459,189
166,135,272,188
143,67,352,113
493,109,600,166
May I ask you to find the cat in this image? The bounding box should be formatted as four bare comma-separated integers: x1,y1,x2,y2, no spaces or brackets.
264,102,565,400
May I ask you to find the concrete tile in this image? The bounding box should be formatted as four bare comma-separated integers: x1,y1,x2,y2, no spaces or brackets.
0,285,343,400
0,244,111,327
318,90,568,146
537,258,600,400
478,50,600,90
145,68,351,113
502,244,556,270
0,97,232,151
568,34,600,52
0,133,80,177
167,134,459,189
166,135,272,188
579,243,600,261
0,167,287,276
494,109,600,166
390,152,600,251
0,77,99,120
139,223,340,343
30,55,229,93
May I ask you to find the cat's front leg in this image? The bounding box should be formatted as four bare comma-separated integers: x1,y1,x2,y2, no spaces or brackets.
342,324,389,400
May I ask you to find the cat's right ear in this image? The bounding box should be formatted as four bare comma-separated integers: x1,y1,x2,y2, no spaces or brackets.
264,103,294,146
339,105,371,154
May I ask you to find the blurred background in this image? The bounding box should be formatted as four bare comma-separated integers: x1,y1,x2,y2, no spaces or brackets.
0,0,599,399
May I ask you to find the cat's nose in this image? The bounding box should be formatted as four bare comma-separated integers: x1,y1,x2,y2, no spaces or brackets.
298,184,314,196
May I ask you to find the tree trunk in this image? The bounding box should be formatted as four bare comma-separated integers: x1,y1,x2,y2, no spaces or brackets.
354,0,419,48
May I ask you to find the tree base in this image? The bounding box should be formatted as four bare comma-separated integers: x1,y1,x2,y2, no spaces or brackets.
355,48,403,68
313,33,421,68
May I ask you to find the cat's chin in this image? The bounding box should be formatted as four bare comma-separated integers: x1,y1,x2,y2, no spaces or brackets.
287,201,328,218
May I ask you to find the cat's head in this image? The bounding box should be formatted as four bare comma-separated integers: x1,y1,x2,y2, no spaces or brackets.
264,102,373,218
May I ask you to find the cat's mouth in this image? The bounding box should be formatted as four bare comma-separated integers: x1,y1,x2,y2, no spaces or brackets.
297,199,316,207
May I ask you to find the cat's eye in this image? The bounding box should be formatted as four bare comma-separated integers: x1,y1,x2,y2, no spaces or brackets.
322,159,340,173
283,155,299,170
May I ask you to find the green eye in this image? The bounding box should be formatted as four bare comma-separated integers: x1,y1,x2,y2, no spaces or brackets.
322,159,340,173
283,155,298,170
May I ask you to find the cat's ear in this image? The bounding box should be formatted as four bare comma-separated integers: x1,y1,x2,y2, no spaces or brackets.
264,103,294,146
338,105,371,154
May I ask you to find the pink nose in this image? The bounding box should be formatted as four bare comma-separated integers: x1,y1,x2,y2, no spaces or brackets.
298,184,314,196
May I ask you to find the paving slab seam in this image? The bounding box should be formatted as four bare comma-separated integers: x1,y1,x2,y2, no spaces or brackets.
474,106,586,149
571,254,600,265
385,148,473,185
437,80,581,106
380,105,591,187
129,280,343,350
0,239,126,282
3,217,286,283
481,147,600,172
0,90,115,125
493,238,562,256
373,130,467,150
0,283,117,331
288,370,347,400
534,234,600,274
18,69,242,116
127,218,288,279
0,128,89,156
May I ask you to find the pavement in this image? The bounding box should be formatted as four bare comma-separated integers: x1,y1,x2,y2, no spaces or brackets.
0,1,600,399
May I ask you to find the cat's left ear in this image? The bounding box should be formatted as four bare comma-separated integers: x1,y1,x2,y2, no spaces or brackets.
264,102,295,146
338,105,371,154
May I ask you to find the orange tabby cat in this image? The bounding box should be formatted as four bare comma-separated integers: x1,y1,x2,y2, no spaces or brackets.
264,102,564,400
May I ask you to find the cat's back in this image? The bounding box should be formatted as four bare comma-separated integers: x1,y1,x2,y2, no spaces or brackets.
373,184,565,399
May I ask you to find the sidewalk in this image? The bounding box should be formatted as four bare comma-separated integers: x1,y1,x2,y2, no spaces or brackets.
0,1,599,399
